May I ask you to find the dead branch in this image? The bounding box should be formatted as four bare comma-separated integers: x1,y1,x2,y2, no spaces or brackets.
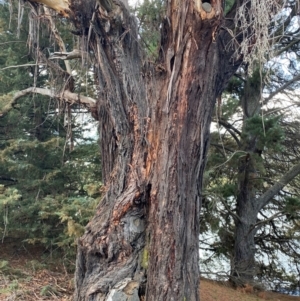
15,87,96,107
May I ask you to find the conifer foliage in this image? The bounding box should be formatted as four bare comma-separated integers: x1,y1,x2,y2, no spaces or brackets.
202,60,300,290
0,1,100,256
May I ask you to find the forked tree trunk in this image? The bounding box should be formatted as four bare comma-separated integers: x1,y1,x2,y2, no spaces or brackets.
70,0,240,300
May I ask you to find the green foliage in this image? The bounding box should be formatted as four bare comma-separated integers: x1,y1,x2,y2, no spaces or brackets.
0,93,16,115
202,66,299,288
225,0,235,14
0,138,100,253
243,115,284,150
221,99,241,121
134,0,166,59
40,285,58,297
20,196,96,247
283,197,300,220
219,183,236,199
0,1,101,259
244,68,262,91
25,260,46,272
0,260,26,279
0,187,22,205
0,260,10,273
8,280,19,290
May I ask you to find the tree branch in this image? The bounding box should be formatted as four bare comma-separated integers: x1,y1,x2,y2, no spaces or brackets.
257,163,300,211
218,119,242,136
210,143,234,153
1,63,45,71
219,197,241,223
211,119,241,146
0,87,97,118
251,211,284,233
0,176,18,183
50,49,85,60
15,87,96,107
264,73,300,102
29,0,70,17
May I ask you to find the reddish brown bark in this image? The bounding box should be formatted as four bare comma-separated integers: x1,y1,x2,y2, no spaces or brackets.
62,0,241,300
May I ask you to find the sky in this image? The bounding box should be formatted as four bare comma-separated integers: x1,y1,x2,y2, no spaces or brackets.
129,0,139,7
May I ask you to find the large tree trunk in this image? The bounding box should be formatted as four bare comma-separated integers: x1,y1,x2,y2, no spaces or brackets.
71,1,239,300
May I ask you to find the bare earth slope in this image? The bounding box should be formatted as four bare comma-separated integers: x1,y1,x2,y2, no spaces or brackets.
1,240,300,301
200,278,300,301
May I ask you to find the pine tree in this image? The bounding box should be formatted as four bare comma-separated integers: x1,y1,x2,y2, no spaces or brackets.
0,1,101,257
201,57,300,289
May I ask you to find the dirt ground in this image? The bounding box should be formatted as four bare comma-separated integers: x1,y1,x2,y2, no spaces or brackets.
200,278,300,301
1,239,300,301
0,239,73,300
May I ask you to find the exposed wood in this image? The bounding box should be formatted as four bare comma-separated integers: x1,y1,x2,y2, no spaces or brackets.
1,63,45,71
30,0,70,17
12,87,96,109
50,49,85,60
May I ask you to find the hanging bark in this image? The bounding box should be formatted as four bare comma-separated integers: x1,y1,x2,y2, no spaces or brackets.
20,0,243,300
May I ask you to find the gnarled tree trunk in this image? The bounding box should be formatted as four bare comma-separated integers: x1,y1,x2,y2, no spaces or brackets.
70,1,240,300
22,0,240,300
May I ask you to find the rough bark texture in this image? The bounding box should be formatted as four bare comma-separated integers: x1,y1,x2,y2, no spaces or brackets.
65,0,241,300
22,0,242,299
233,154,260,284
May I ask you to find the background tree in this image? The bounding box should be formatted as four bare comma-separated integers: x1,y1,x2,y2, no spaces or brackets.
3,0,293,300
0,1,101,258
201,10,300,288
